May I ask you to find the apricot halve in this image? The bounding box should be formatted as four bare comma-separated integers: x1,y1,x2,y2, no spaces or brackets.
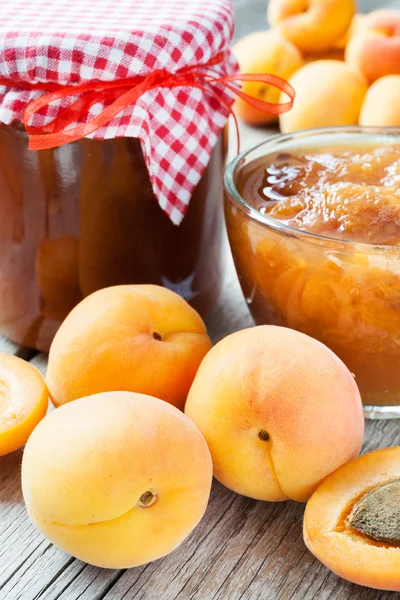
0,354,48,455
304,447,400,591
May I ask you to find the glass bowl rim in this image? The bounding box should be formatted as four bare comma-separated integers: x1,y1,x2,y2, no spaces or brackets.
224,125,400,254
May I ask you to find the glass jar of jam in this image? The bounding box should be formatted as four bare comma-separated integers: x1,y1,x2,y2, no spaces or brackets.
0,0,240,351
225,127,400,419
0,123,226,351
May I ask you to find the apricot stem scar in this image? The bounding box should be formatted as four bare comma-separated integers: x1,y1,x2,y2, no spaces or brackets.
152,332,162,341
258,430,270,442
138,491,158,508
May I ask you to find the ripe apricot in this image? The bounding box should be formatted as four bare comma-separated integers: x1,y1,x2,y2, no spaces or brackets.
0,354,48,456
267,0,355,54
233,30,303,125
22,392,212,568
46,285,212,410
279,60,367,132
359,75,400,127
185,326,364,502
304,447,400,591
346,9,400,83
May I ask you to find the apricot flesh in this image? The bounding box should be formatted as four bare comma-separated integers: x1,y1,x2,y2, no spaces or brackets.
22,391,213,568
46,284,212,410
304,447,400,591
185,325,364,502
0,354,48,456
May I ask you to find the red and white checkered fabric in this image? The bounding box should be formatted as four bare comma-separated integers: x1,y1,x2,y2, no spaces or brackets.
0,0,238,224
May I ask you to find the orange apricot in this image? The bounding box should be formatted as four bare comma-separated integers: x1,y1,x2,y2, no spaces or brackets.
279,60,367,132
185,325,364,502
0,354,48,456
46,284,212,410
22,392,212,568
304,447,400,591
233,30,303,125
359,75,400,127
267,0,355,54
346,9,400,83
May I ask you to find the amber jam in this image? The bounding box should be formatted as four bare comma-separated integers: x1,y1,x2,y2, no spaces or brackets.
246,145,400,245
225,130,400,414
0,124,225,351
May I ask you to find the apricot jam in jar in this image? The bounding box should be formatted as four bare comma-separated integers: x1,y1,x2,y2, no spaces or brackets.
0,0,238,351
225,127,400,418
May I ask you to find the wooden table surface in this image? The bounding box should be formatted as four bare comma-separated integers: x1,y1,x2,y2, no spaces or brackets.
1,1,400,597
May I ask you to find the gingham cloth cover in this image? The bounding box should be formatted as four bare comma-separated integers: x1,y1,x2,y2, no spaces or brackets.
0,0,238,224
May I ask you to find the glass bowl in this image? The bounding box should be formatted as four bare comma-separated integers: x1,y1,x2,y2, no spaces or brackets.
224,126,400,419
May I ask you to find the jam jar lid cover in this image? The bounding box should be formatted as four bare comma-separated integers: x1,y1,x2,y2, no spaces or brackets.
0,0,238,224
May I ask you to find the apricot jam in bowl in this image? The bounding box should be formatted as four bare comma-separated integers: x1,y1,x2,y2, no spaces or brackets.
224,127,400,419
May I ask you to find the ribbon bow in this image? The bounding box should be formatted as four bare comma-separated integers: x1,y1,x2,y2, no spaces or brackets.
0,51,294,151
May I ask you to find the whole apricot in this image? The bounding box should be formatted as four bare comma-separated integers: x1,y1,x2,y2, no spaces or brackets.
279,60,367,133
359,75,400,127
233,30,303,125
185,326,364,502
46,285,212,410
346,9,400,83
304,447,400,591
22,392,212,568
267,0,355,54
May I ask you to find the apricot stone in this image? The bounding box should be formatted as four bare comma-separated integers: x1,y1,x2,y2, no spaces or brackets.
304,447,400,591
22,392,213,568
347,479,400,545
267,0,355,54
185,326,364,502
279,60,367,132
46,285,212,410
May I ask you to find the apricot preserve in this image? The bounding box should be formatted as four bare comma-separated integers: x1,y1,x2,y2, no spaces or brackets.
0,0,240,351
225,128,400,417
0,125,225,351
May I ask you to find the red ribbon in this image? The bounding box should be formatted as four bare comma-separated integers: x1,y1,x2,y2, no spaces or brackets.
0,52,294,151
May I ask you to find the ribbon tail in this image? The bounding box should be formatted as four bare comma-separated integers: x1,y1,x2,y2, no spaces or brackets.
202,72,295,115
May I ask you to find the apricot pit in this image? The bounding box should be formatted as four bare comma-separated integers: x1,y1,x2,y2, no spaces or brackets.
347,479,400,544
